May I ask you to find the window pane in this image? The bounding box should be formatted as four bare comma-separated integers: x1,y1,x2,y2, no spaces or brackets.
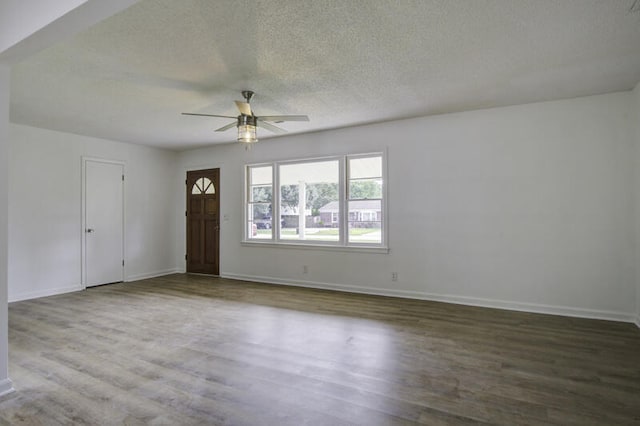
251,203,271,220
348,199,382,244
202,177,215,194
251,185,272,202
279,160,339,242
191,178,203,194
349,178,382,200
280,161,338,185
254,225,272,239
254,213,273,232
251,166,272,185
349,156,382,179
248,203,272,239
279,223,299,240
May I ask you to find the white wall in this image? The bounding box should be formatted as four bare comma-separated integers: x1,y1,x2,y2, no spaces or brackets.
0,65,12,396
8,124,179,302
177,92,637,322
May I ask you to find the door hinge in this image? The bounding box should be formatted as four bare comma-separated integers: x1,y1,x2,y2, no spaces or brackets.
184,254,187,261
122,174,125,181
122,259,125,266
185,210,187,216
185,179,187,185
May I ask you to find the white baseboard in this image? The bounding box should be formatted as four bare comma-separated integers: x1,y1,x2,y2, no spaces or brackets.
0,378,14,397
9,285,82,303
8,269,183,302
221,273,637,324
125,268,183,282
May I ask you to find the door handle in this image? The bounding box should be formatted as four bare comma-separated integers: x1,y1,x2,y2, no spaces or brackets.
86,228,94,233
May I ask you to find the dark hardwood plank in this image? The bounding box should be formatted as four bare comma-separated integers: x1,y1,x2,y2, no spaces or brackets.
2,274,639,425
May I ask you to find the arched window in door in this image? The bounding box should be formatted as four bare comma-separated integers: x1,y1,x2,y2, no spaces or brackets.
191,177,216,195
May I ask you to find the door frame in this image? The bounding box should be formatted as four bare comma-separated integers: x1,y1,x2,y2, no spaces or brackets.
81,157,126,289
183,165,223,275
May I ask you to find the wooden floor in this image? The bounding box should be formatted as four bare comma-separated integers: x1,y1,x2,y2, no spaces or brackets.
1,274,639,425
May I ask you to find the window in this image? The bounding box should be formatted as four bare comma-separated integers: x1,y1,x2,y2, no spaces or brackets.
348,156,383,244
247,166,273,239
245,153,386,249
279,159,339,242
191,177,215,195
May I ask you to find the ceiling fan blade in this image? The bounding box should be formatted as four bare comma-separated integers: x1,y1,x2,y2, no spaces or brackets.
258,115,309,122
257,120,287,134
182,112,236,119
215,122,237,132
235,101,253,116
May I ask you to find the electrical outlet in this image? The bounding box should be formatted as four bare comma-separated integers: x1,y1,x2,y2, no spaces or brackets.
391,272,398,282
303,265,309,274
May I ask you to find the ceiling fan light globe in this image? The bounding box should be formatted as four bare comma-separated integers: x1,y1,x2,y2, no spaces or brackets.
238,124,258,143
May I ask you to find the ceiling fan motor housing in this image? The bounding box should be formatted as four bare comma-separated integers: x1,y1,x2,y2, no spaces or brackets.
238,114,257,126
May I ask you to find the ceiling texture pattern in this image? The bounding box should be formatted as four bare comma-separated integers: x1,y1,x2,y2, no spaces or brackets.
9,0,640,150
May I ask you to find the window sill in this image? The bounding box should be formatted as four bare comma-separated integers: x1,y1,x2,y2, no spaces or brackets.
241,240,390,254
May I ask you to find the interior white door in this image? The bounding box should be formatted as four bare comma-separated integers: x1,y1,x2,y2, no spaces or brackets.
85,160,124,287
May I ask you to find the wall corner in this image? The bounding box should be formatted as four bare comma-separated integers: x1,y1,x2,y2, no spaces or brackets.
633,82,640,322
0,65,10,396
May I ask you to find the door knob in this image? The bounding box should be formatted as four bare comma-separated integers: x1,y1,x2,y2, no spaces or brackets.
86,228,94,233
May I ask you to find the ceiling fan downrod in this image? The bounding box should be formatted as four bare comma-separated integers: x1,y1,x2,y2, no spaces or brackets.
241,90,254,103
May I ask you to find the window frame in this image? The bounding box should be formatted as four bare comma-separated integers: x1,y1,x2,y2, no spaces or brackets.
243,152,387,252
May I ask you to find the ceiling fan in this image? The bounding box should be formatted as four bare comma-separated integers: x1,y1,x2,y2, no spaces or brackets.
182,90,309,143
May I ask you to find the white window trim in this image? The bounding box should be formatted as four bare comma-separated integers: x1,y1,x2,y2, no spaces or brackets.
243,151,388,251
240,240,389,254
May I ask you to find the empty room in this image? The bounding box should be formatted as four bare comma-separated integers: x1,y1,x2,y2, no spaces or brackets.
1,0,640,424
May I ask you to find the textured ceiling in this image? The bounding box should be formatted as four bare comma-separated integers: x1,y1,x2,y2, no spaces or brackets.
9,0,640,150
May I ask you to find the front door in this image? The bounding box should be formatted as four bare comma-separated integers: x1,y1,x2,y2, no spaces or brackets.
186,168,220,275
84,159,124,287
